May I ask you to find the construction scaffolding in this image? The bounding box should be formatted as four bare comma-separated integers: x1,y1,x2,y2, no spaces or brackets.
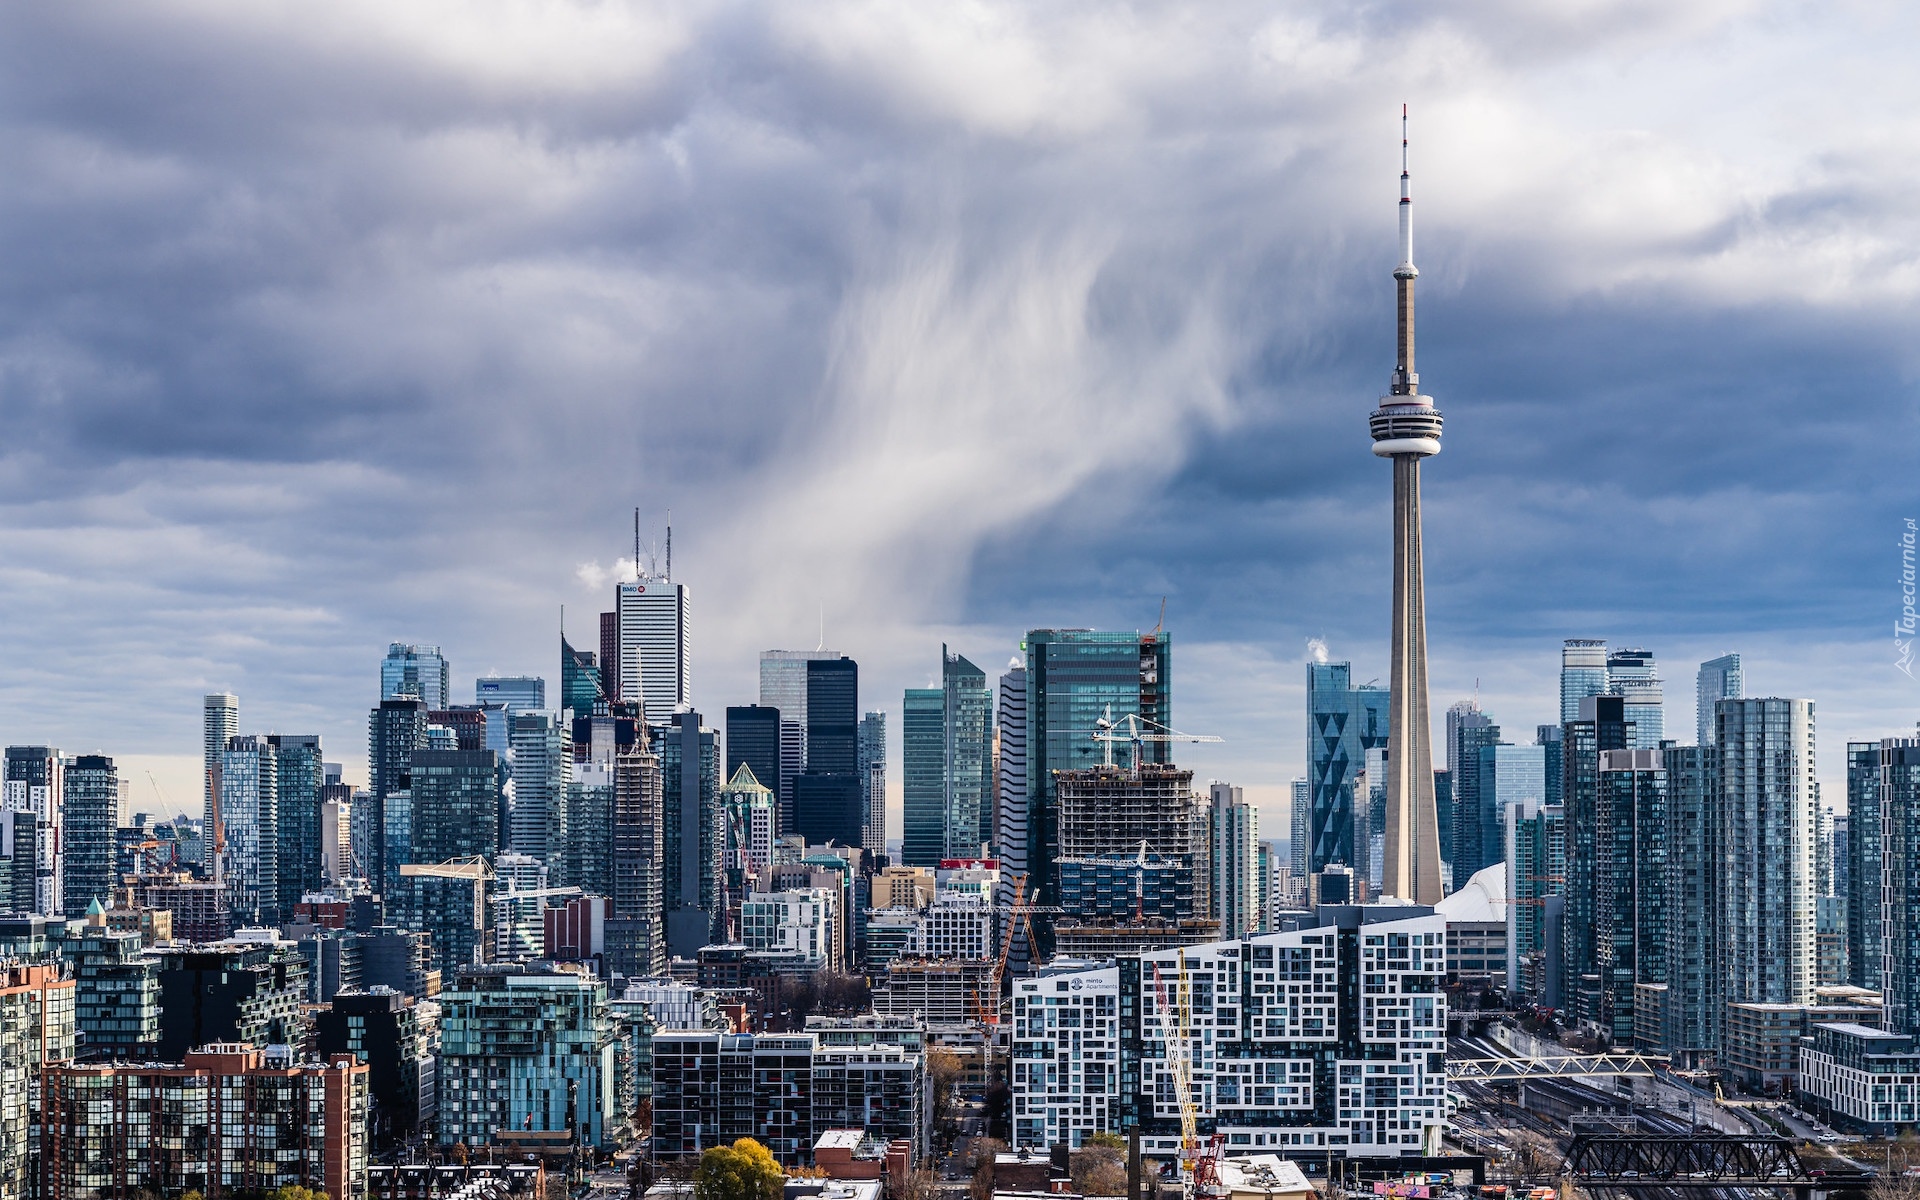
1055,764,1202,858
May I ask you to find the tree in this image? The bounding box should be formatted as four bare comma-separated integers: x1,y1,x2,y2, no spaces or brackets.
928,1048,965,1132
694,1138,785,1200
890,1168,941,1200
970,1137,1009,1200
268,1189,328,1200
1071,1145,1127,1196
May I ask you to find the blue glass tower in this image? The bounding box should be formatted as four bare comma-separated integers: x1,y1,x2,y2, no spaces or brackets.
1306,661,1388,873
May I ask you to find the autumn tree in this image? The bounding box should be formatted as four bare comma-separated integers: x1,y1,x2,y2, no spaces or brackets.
1071,1144,1128,1196
694,1138,785,1200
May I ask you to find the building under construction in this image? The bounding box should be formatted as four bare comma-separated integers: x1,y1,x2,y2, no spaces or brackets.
1055,763,1202,859
1051,764,1211,953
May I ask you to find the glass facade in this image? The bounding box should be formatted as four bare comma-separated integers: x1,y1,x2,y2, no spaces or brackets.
1560,639,1608,723
409,749,500,866
475,674,545,712
901,688,944,867
1849,742,1884,991
1446,703,1501,881
1696,653,1743,748
1880,738,1920,1034
942,649,994,860
560,635,604,718
654,711,722,958
1718,697,1817,1008
381,643,449,709
1306,661,1388,874
60,756,118,918
268,734,322,922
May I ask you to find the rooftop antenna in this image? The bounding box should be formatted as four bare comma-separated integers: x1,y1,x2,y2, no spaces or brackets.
817,602,825,652
666,509,672,581
633,508,642,581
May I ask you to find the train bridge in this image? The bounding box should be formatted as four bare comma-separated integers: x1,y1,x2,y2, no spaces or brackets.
1564,1135,1876,1197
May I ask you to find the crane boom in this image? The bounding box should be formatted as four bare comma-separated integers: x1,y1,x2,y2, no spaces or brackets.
1090,708,1223,769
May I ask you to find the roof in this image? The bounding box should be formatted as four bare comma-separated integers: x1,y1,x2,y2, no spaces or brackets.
1435,861,1508,923
815,1130,864,1152
1216,1156,1313,1196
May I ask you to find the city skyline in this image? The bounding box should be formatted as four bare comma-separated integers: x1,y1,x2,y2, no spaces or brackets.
0,6,1912,835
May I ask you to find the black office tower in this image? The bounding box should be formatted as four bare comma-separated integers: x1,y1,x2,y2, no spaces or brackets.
806,658,859,774
369,699,428,891
726,705,783,829
793,774,862,849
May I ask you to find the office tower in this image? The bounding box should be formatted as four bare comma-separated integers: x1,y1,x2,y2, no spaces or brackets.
806,657,859,772
1848,742,1883,990
1367,118,1445,905
994,663,1028,968
794,774,862,849
381,642,449,708
1009,911,1447,1155
902,687,943,866
1209,783,1257,939
655,709,722,959
508,710,570,867
316,989,432,1149
599,610,621,702
409,748,500,865
1305,661,1389,873
1719,698,1817,1007
615,573,692,725
61,755,118,916
435,964,619,1149
858,711,887,857
1022,629,1171,930
1590,747,1668,1045
1697,653,1743,746
1504,797,1565,1002
609,740,666,977
269,734,323,920
1560,639,1609,722
1561,694,1632,1025
1660,744,1720,1064
725,704,782,829
1478,742,1545,874
203,693,238,874
368,699,428,892
561,634,605,718
758,650,834,820
219,736,280,924
1537,725,1564,806
398,859,494,974
722,763,777,881
1445,701,1501,881
1882,738,1920,1033
1607,647,1665,749
475,674,544,713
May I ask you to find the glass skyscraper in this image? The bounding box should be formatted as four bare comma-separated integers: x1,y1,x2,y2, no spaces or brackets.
654,710,721,959
1696,653,1742,747
475,675,545,713
382,643,450,709
1445,701,1501,881
1718,698,1817,1007
1607,647,1665,749
1848,742,1883,991
410,748,501,866
1306,661,1388,874
857,711,887,858
901,687,945,867
940,648,993,859
268,734,323,921
61,755,118,917
1662,744,1721,1064
1560,639,1608,723
560,635,604,719
1479,742,1546,878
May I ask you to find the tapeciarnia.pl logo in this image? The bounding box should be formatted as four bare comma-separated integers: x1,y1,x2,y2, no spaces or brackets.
1899,518,1917,678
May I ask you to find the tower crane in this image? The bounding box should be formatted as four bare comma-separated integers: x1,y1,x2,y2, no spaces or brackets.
1091,708,1223,772
1151,953,1223,1198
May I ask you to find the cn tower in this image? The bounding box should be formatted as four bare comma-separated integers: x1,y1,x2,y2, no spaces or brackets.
1374,107,1445,904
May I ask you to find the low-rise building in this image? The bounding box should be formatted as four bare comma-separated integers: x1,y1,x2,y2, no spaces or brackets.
742,888,837,969
872,958,995,1027
1798,1022,1920,1135
66,919,160,1059
1724,989,1883,1093
40,1043,368,1200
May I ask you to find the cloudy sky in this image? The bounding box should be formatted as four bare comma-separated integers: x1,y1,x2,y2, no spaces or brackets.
0,1,1913,835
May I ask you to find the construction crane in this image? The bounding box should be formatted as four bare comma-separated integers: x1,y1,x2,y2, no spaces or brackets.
1151,954,1223,1198
1091,708,1223,772
969,872,1059,1028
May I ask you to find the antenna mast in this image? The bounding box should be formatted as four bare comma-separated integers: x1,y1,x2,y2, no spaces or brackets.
633,508,641,581
666,510,672,581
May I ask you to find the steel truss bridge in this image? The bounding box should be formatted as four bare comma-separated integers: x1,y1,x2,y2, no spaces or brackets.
1446,1052,1668,1082
1564,1135,1876,1195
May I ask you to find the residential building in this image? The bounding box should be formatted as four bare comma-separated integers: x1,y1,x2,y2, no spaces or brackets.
1696,653,1743,747
1798,1022,1920,1136
1561,694,1632,1032
1289,779,1308,880
1587,747,1668,1045
508,710,570,868
742,889,837,969
317,988,436,1149
1305,662,1388,875
1503,798,1564,1002
203,693,238,875
1478,743,1545,877
40,1044,368,1200
410,748,501,866
873,867,935,912
494,852,549,961
61,756,118,917
1723,989,1882,1092
1053,764,1207,952
858,711,888,858
154,939,309,1060
218,735,280,924
0,963,75,1197
1559,639,1609,723
4,746,64,915
1850,742,1885,992
67,921,160,1060
1445,702,1499,881
1661,744,1721,1064
610,740,666,977
1008,910,1448,1158
1720,698,1818,1009
1210,783,1257,939
399,860,494,976
938,648,995,860
1882,737,1920,1034
382,642,450,708
437,964,619,1149
271,734,325,921
995,663,1028,970
368,698,429,891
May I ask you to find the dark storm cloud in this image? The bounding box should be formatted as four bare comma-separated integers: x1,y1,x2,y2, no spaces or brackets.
0,0,1909,810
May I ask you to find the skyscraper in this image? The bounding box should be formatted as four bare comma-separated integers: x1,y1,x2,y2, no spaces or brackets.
616,575,692,726
759,650,841,825
1209,782,1257,939
1479,742,1546,874
1881,737,1920,1033
1560,640,1609,723
1306,661,1388,874
1445,701,1500,882
203,693,238,875
901,688,944,867
995,663,1028,968
409,748,500,866
61,755,118,916
609,739,666,977
508,710,571,868
1289,778,1308,880
218,735,280,924
368,699,429,890
268,734,323,919
857,711,887,858
475,675,545,713
1607,647,1665,749
1847,742,1883,991
1662,744,1721,1064
725,705,782,833
1368,111,1444,905
561,635,605,719
1719,698,1817,1007
942,650,993,859
1022,628,1171,926
4,747,64,916
1561,694,1632,1027
1696,653,1743,747
655,710,721,959
381,644,449,709
1592,747,1668,1044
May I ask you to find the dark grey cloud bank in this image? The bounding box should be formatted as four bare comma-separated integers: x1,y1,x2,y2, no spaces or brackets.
0,1,1912,816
